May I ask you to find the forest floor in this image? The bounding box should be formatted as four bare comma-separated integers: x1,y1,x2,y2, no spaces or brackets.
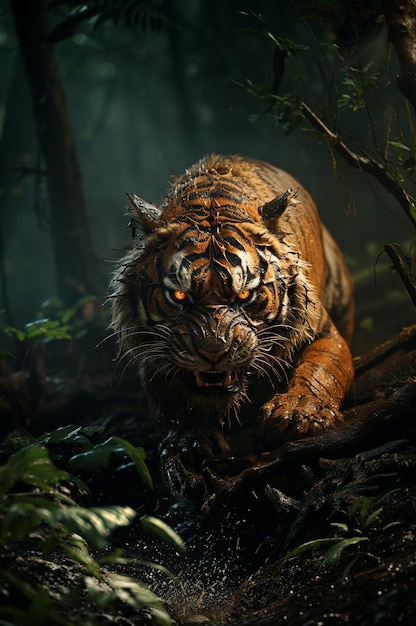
0,314,416,626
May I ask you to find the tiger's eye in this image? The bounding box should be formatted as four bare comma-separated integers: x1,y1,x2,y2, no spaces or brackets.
172,289,187,301
237,289,251,301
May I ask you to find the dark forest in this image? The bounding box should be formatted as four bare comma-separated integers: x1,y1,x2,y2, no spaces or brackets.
0,1,415,625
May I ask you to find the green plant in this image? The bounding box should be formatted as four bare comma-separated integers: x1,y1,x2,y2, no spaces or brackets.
0,425,184,625
0,296,114,350
337,62,380,113
284,491,400,576
0,296,100,345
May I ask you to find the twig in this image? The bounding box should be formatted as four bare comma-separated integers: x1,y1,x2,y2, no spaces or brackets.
384,242,416,307
300,101,416,230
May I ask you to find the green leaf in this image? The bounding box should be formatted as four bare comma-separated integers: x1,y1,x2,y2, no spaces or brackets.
284,537,339,560
54,505,137,549
0,503,42,544
0,350,15,360
84,573,173,625
84,575,113,609
330,522,349,533
3,326,26,341
110,437,153,487
321,537,368,565
359,497,375,523
62,536,102,579
0,446,69,496
148,606,173,626
388,140,410,151
24,319,71,340
104,572,172,624
141,515,186,553
382,521,401,531
68,436,153,488
364,506,383,528
98,548,177,581
34,424,104,447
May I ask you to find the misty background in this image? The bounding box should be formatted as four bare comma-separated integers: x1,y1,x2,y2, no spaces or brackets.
0,0,414,356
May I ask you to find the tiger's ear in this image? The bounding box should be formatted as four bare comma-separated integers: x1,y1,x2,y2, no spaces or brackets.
259,187,299,220
126,193,162,240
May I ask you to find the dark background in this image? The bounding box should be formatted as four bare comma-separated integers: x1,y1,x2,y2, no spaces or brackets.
0,0,414,354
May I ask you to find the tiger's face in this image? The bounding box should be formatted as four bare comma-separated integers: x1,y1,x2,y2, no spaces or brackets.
117,215,293,421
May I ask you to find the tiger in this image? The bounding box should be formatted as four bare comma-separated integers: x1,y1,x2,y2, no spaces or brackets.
110,154,354,480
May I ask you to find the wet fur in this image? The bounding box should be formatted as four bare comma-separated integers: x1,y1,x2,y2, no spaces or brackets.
110,155,354,472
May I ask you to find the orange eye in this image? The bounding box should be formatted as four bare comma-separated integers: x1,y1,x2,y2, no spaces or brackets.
237,289,251,301
172,289,187,301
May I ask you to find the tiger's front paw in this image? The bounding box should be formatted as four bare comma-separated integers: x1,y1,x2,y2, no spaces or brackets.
159,429,232,502
256,393,343,450
160,429,232,474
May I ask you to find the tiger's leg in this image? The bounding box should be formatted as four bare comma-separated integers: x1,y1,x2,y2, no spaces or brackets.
256,314,354,448
156,403,233,474
157,426,232,503
159,427,232,471
321,226,354,345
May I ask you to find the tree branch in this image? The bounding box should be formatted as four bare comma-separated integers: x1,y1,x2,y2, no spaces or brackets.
300,101,416,229
383,243,416,307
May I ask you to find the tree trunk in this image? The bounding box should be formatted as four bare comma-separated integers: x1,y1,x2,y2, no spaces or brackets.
9,0,98,306
384,0,416,113
0,56,33,327
163,0,199,154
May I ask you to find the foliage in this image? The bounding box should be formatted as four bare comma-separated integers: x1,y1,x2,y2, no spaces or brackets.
242,10,385,124
336,62,380,113
2,317,72,342
0,424,183,625
84,573,171,625
239,6,416,230
0,296,99,343
46,0,169,42
284,490,400,577
67,433,153,488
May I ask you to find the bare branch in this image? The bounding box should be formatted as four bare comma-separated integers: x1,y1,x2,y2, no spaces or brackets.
383,243,416,307
300,101,416,229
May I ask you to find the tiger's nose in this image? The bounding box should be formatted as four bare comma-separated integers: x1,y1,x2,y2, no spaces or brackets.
198,347,229,364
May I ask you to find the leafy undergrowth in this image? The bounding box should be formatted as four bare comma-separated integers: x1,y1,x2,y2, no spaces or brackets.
284,489,402,576
1,308,416,625
0,425,184,626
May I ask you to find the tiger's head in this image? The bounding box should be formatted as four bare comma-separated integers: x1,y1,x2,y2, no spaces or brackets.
110,168,319,428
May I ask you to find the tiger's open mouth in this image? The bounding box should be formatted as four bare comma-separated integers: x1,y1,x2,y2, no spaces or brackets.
195,370,232,388
194,370,239,393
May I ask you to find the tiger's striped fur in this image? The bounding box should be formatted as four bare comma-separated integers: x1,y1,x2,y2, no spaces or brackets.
110,155,354,474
